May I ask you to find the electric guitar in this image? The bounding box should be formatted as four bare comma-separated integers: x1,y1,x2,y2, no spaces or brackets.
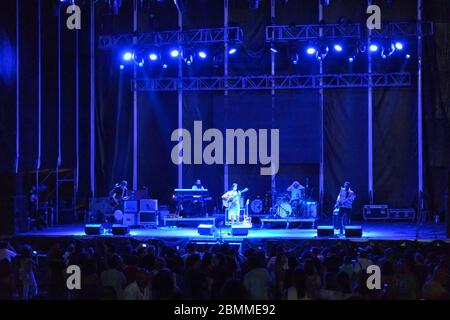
222,188,248,208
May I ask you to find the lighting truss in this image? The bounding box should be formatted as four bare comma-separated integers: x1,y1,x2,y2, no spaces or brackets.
99,27,244,49
266,24,362,41
131,73,411,91
370,21,434,39
266,21,433,42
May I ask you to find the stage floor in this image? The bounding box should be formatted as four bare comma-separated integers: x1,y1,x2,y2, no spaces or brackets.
14,222,448,243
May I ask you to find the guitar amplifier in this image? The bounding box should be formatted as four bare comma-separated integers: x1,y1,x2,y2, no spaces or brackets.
140,199,158,211
363,204,389,220
138,210,158,227
124,200,138,213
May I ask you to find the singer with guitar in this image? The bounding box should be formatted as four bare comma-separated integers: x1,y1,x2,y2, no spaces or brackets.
222,183,248,225
109,180,129,209
334,181,356,235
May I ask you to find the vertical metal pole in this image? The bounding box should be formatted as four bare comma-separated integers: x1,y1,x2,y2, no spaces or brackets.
417,0,424,210
270,0,276,204
56,3,62,225
367,0,374,204
36,0,42,212
223,0,229,192
318,0,324,218
15,0,20,174
133,0,138,191
75,21,80,213
90,0,96,197
177,6,183,189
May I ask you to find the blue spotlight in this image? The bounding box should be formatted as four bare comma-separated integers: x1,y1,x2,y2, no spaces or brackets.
162,63,168,69
395,41,404,50
170,49,179,58
149,53,158,61
334,44,343,52
228,47,237,55
348,57,354,63
123,52,133,61
405,54,411,59
119,64,124,70
198,50,207,59
306,47,316,55
138,62,144,67
369,44,379,52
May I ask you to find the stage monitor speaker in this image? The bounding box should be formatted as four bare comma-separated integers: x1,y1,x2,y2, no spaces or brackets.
112,224,129,235
231,225,250,236
85,224,103,235
317,226,334,237
345,225,363,237
140,199,158,211
197,224,214,235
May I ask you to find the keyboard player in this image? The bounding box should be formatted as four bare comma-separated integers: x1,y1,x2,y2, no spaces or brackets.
192,179,205,190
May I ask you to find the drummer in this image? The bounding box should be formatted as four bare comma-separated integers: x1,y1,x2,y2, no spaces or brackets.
287,181,305,214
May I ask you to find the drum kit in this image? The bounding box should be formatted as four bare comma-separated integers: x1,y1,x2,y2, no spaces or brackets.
248,190,317,219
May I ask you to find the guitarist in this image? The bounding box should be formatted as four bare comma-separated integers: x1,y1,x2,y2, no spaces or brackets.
222,183,241,225
109,180,129,208
334,181,356,235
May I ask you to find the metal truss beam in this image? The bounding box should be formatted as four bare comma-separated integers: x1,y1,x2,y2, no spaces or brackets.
370,21,433,38
266,21,433,42
99,27,243,49
131,73,411,91
266,24,362,41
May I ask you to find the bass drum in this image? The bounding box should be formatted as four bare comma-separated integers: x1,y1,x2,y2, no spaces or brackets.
277,202,292,218
250,199,264,214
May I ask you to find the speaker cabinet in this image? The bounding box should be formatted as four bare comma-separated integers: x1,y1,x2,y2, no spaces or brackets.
345,225,363,237
231,225,250,236
317,226,334,237
197,224,214,235
85,224,103,235
112,224,129,235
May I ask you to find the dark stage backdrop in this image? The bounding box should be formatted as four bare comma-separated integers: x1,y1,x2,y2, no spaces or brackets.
0,0,449,226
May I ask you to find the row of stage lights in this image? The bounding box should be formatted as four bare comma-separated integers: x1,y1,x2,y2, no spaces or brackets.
285,40,410,65
120,46,238,69
119,40,410,69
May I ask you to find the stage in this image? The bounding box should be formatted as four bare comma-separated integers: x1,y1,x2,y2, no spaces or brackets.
13,222,448,244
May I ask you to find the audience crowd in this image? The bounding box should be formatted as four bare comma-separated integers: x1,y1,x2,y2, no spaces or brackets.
0,238,449,300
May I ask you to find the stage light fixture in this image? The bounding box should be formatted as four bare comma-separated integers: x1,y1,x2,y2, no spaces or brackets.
123,52,133,61
405,54,411,59
348,57,354,63
119,64,124,69
316,44,329,61
306,46,316,55
290,53,299,65
381,42,395,59
162,62,168,69
170,49,180,58
394,41,404,50
198,50,207,59
369,44,379,52
149,53,159,61
138,62,144,67
334,44,343,52
270,43,278,53
228,47,237,55
182,48,194,65
213,52,224,68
